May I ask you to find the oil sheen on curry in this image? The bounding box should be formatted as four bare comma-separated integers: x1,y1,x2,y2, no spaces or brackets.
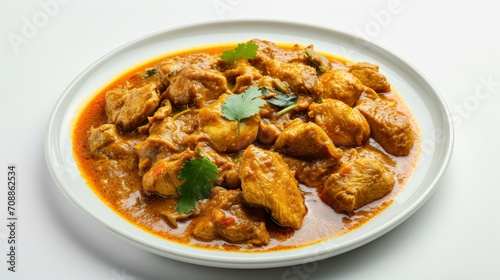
73,39,421,252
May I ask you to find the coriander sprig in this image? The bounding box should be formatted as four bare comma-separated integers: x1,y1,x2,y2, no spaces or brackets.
176,153,218,214
220,42,258,62
221,86,266,135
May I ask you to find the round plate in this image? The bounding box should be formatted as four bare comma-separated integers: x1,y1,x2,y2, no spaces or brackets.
44,19,454,269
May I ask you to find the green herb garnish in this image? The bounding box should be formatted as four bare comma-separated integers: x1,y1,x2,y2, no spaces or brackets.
305,49,327,74
276,104,299,116
259,87,299,116
259,87,298,108
221,86,266,134
143,68,157,78
220,42,258,62
176,154,218,214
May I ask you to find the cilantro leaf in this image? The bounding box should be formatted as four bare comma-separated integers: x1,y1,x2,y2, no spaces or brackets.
143,68,157,78
220,42,258,62
221,86,266,134
258,87,298,108
176,155,218,214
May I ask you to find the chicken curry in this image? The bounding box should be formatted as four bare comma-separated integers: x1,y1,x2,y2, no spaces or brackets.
73,39,421,251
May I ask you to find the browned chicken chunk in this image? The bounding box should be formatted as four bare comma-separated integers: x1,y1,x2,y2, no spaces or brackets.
257,119,281,145
156,197,197,228
304,45,331,73
282,155,341,188
134,110,197,175
198,94,260,153
255,76,291,95
349,62,391,93
309,99,370,147
356,145,397,169
250,38,308,66
163,65,228,107
263,59,321,97
356,98,415,156
88,124,137,159
322,157,395,213
319,69,365,106
156,53,217,88
147,99,172,123
274,120,343,159
194,143,238,187
134,121,182,175
239,145,306,229
142,149,197,197
191,187,270,246
224,58,263,93
105,83,160,131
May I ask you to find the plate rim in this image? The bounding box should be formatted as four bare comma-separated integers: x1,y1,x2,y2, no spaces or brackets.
44,18,454,269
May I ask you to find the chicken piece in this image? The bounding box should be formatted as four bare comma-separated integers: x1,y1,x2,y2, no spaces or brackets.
274,120,343,159
282,155,341,188
147,99,172,123
198,94,260,153
349,62,391,93
263,59,321,98
105,83,160,131
224,59,263,93
356,98,415,156
356,145,397,169
359,86,381,101
155,53,217,88
212,189,270,245
309,99,371,147
294,95,314,111
191,214,217,241
163,65,228,107
304,44,350,72
134,130,180,176
123,68,164,93
239,145,306,229
255,76,291,95
304,45,331,73
191,187,270,246
249,38,308,67
156,197,198,228
322,157,395,213
223,159,241,190
134,110,197,175
141,149,197,197
257,119,281,145
88,124,137,159
319,69,365,106
194,142,237,187
138,99,173,135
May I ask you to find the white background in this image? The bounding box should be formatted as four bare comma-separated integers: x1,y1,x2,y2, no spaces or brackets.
1,0,499,279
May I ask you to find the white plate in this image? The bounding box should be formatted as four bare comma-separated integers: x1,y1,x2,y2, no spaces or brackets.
44,19,454,269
